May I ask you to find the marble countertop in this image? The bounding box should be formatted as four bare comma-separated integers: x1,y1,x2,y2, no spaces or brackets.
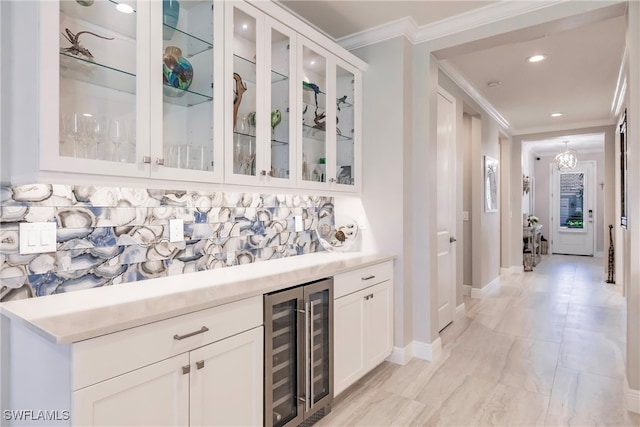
0,252,394,345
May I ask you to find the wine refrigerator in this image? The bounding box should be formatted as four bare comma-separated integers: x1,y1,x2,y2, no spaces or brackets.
264,277,333,427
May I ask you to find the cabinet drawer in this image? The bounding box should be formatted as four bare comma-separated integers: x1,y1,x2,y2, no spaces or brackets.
334,261,393,299
72,296,262,390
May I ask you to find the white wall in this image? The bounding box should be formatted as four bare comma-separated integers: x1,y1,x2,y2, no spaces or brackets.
350,37,414,353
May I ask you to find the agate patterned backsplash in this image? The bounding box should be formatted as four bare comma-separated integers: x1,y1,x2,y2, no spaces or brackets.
0,184,333,301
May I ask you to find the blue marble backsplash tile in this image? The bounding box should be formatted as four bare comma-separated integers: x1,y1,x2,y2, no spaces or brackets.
0,184,333,300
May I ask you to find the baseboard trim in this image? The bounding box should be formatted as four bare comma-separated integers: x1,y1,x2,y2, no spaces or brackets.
413,338,442,362
387,343,413,365
501,265,524,274
455,303,466,320
626,377,640,414
470,277,500,299
463,285,472,296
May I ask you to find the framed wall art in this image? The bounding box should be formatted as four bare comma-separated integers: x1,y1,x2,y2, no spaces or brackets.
620,109,627,228
485,155,499,213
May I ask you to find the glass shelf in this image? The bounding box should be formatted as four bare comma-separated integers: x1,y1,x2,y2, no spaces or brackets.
60,0,136,40
163,24,213,58
60,52,136,95
163,85,213,107
233,131,256,139
302,124,352,142
271,138,289,147
234,55,288,85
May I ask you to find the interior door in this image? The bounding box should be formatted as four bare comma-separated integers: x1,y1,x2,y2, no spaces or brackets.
436,88,456,332
551,161,595,255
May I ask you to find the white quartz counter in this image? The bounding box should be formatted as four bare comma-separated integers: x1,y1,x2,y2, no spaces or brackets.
0,252,394,344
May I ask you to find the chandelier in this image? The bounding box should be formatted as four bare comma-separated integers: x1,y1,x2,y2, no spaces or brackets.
555,141,578,171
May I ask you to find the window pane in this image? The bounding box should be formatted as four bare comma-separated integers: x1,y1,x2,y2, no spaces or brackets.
560,172,584,228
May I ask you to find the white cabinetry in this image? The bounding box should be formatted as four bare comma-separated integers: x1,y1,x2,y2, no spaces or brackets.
333,261,393,396
6,1,365,191
5,296,263,426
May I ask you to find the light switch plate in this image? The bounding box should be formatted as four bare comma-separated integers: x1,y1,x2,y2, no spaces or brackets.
19,222,57,254
169,218,184,242
294,215,303,232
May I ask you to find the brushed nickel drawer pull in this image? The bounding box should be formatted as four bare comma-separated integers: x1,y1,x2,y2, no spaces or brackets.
182,365,191,375
173,326,209,340
196,360,205,370
362,275,375,281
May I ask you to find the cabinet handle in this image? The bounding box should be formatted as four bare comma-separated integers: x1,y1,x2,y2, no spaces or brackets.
329,178,336,183
182,365,190,375
261,170,267,176
298,396,306,403
364,294,374,300
196,360,205,370
362,275,375,281
142,156,151,164
156,158,165,166
173,326,209,340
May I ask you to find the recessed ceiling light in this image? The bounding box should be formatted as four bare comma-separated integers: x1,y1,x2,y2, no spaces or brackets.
528,54,546,63
310,60,316,65
551,112,563,117
242,23,248,30
487,81,501,88
82,113,93,117
115,3,134,13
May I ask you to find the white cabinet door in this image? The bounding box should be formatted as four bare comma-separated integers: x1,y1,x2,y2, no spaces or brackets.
189,326,263,427
333,289,366,396
73,353,189,426
364,280,393,369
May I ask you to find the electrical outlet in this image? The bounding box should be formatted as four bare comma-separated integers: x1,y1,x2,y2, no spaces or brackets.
169,218,184,242
19,222,57,254
462,211,469,221
294,215,303,232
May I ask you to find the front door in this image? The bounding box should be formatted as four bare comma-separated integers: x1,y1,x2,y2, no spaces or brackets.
437,88,456,331
551,161,595,256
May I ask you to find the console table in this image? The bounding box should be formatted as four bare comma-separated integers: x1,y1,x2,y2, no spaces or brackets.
523,225,543,269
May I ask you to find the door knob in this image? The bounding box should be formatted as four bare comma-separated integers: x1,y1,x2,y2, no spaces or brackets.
450,237,457,243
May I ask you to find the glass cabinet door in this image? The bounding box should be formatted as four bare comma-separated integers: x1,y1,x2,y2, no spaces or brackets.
300,43,328,185
335,64,356,188
226,2,263,181
57,0,145,175
265,19,296,184
159,0,215,174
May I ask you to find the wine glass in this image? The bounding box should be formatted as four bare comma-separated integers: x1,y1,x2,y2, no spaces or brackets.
109,119,128,162
127,120,136,163
65,112,83,158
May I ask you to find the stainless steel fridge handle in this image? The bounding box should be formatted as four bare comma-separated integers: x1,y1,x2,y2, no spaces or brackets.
309,299,315,411
304,301,310,412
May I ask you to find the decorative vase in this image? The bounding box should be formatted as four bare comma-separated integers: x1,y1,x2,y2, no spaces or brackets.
163,0,180,40
163,46,193,97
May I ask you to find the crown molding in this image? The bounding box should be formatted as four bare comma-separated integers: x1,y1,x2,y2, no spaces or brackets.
336,16,419,51
512,118,617,137
338,1,562,51
438,61,511,132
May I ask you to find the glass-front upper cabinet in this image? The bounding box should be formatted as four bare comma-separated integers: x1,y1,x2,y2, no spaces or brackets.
224,3,296,186
45,0,149,177
298,39,361,192
150,0,224,182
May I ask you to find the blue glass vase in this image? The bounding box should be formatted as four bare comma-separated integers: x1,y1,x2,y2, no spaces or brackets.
163,46,193,97
163,0,180,40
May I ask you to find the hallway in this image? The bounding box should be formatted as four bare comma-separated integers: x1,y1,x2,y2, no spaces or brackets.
318,255,639,426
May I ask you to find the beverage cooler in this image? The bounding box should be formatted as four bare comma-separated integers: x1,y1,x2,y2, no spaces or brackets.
264,278,333,427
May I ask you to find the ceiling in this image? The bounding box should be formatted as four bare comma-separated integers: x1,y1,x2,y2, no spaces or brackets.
278,1,627,151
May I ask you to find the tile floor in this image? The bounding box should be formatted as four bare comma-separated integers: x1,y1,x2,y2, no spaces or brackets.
319,255,639,426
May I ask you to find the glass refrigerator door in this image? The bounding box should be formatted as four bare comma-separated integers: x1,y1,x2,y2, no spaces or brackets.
265,289,304,427
308,288,331,406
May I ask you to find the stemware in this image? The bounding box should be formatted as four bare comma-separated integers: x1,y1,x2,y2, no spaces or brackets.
65,112,84,158
109,119,128,162
127,120,137,163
